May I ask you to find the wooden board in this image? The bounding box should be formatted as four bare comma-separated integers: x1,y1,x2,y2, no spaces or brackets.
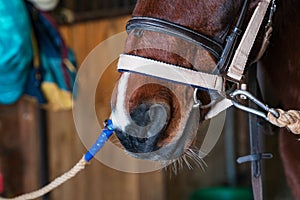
0,97,42,198
59,16,130,65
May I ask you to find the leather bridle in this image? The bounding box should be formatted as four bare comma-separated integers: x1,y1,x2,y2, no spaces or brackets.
126,17,224,60
125,0,254,67
118,0,276,117
119,0,276,90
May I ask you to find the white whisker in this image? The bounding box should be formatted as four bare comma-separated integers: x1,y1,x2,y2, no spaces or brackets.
162,145,208,176
172,161,178,175
177,156,184,170
185,148,207,171
182,154,193,170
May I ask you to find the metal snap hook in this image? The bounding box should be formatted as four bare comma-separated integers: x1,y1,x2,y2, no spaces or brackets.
230,89,279,120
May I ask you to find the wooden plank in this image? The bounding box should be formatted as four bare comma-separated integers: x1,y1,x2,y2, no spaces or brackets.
86,20,110,51
0,97,42,198
46,109,83,200
69,23,89,65
59,16,131,66
139,171,166,200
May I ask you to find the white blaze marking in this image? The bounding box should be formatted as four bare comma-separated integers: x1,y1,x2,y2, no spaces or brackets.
111,72,131,130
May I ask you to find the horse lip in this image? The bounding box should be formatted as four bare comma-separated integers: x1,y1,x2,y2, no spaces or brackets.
112,103,169,154
115,129,161,153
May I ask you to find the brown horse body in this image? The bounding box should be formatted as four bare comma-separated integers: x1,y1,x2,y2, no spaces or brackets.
111,0,300,198
260,0,300,198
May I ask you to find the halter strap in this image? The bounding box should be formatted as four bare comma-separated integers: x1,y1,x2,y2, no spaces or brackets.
118,54,225,92
227,0,271,81
217,0,251,73
125,0,275,83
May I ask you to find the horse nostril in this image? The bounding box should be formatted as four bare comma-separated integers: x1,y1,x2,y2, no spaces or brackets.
114,103,169,154
148,104,169,135
130,103,151,126
128,103,169,138
130,103,169,128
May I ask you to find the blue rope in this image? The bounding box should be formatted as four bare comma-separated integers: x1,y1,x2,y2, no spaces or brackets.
84,119,114,162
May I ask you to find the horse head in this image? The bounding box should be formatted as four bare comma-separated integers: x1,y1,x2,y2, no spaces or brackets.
110,0,269,161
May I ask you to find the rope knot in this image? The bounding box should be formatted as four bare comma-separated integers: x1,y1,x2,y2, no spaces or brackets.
267,109,300,134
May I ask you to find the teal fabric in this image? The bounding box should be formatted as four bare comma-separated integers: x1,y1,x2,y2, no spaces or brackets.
0,0,33,104
27,3,77,94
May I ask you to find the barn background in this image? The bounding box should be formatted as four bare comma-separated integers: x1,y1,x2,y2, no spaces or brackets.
0,0,293,199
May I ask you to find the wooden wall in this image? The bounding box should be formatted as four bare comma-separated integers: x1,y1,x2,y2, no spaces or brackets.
0,97,43,198
59,16,129,64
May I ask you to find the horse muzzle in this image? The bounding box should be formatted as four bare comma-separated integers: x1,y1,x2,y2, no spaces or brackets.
110,72,200,161
114,103,169,153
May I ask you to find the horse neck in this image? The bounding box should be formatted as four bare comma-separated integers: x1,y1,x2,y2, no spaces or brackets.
261,0,300,108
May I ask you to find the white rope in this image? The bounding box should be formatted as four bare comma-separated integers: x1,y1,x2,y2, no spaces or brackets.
267,109,300,135
0,156,88,200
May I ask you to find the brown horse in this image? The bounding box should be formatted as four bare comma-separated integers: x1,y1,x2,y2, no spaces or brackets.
110,0,300,198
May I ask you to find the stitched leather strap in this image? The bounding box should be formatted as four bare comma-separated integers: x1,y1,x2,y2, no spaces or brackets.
118,54,225,92
227,0,271,81
126,17,223,60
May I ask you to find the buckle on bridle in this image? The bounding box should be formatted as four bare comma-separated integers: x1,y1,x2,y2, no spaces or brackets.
224,75,246,93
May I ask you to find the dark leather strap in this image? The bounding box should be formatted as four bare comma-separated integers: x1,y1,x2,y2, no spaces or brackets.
126,0,252,74
216,0,251,74
236,66,273,200
126,16,224,60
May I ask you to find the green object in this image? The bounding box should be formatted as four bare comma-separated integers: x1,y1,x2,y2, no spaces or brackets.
189,187,253,200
